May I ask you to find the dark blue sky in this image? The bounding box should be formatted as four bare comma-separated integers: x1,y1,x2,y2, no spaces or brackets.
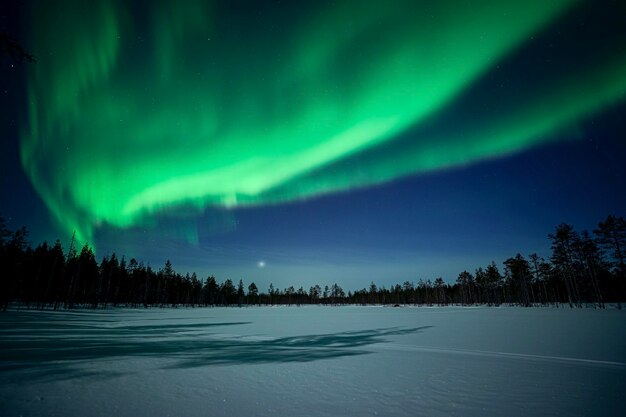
1,1,625,291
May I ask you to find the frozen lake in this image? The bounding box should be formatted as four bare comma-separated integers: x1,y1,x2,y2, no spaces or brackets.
1,306,625,417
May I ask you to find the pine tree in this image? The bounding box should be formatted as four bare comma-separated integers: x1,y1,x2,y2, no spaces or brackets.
248,282,259,305
549,224,581,307
503,254,531,306
237,279,245,307
433,277,445,305
594,215,626,272
529,253,552,304
221,279,235,306
570,231,605,307
204,276,218,306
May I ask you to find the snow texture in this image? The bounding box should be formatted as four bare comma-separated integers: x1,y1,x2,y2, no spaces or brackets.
1,306,625,417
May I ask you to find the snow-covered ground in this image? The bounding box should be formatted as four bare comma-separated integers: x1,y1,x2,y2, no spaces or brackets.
1,306,624,417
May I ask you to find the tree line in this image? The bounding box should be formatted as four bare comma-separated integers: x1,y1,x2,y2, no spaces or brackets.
1,215,624,311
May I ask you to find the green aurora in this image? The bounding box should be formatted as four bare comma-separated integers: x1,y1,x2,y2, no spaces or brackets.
20,0,626,243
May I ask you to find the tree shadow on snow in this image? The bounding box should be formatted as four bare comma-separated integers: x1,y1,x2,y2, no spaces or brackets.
0,316,432,382
167,326,433,369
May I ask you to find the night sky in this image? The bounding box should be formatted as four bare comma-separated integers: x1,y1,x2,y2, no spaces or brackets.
1,0,625,290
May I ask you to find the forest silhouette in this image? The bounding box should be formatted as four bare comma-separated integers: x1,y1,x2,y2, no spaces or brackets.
1,215,624,311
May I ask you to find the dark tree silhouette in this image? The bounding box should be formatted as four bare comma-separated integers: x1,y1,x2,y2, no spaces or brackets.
456,271,475,305
0,214,624,310
549,224,581,307
573,231,605,308
594,216,626,306
248,282,258,305
504,254,532,307
484,262,503,305
237,279,245,307
529,253,552,305
204,275,219,306
221,279,236,306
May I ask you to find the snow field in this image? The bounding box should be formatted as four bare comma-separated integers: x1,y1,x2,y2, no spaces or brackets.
1,306,624,417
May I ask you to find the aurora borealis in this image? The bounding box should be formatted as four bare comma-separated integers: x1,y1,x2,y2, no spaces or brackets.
2,0,626,286
20,0,626,243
